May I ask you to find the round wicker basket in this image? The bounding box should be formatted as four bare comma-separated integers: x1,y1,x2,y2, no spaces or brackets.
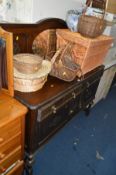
14,76,47,92
78,15,106,38
14,53,43,74
14,60,51,92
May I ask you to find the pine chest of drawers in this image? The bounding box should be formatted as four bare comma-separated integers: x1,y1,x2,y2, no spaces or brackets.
0,92,27,175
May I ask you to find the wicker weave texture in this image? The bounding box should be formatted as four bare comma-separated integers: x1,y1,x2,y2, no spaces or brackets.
78,15,106,38
56,29,113,75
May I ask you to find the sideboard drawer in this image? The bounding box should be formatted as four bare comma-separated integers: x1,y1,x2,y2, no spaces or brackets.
0,146,21,174
82,78,101,108
83,67,104,90
37,93,81,143
37,85,81,122
0,134,21,161
0,118,21,145
7,160,24,175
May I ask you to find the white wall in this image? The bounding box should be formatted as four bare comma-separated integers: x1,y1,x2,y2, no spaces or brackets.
0,0,33,23
32,0,86,23
0,0,86,23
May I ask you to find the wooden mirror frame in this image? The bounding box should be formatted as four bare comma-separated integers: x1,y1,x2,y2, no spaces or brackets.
0,27,14,97
0,18,66,97
0,18,67,54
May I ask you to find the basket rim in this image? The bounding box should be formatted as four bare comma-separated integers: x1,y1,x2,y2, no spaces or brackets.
14,60,51,80
14,53,43,64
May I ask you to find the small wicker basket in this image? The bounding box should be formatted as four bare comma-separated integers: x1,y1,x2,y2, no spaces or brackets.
14,60,51,92
77,0,106,38
14,76,47,92
78,15,106,38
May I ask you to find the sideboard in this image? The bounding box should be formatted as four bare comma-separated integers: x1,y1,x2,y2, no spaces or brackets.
0,19,104,175
15,65,104,175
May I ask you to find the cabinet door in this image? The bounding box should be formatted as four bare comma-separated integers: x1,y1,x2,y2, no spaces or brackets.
38,94,81,144
36,85,81,145
81,79,100,108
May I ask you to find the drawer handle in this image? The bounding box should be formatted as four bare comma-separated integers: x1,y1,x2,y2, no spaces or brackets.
86,82,90,88
69,110,74,114
0,153,5,159
51,106,57,114
0,138,4,143
72,92,76,99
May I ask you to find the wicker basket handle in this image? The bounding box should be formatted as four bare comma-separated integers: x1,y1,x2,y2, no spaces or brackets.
51,43,73,65
51,47,64,65
83,0,106,18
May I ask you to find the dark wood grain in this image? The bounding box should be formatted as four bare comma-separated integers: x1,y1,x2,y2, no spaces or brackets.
0,18,67,54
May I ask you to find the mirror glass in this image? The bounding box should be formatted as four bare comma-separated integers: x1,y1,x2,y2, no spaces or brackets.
32,29,56,60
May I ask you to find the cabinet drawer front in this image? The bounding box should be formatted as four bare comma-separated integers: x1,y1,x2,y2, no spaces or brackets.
0,118,21,145
37,85,81,122
0,146,21,174
0,134,21,161
83,68,103,89
7,160,24,175
82,79,100,108
38,95,80,143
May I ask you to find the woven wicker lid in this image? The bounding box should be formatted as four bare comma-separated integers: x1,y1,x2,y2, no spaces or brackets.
14,53,43,64
14,53,43,74
14,60,51,79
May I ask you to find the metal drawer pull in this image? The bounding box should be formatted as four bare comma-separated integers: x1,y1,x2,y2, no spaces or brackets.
69,110,74,114
86,82,90,88
51,106,57,114
1,160,20,175
0,138,4,143
0,153,5,159
72,92,76,99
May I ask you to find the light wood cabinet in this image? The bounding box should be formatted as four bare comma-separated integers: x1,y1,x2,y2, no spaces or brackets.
0,92,27,175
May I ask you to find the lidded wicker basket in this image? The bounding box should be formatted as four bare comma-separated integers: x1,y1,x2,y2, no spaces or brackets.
14,53,43,74
14,60,51,92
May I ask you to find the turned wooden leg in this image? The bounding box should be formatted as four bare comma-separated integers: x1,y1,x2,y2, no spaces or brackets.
84,101,93,116
25,153,34,175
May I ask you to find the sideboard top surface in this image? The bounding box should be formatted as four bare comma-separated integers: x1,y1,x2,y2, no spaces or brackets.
15,76,79,110
15,66,104,110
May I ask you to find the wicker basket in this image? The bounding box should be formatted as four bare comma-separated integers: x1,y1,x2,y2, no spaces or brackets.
14,76,47,92
78,0,106,38
14,60,51,92
78,15,106,38
56,29,113,76
14,53,43,74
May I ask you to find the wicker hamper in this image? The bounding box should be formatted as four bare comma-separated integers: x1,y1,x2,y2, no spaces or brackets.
56,29,113,76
